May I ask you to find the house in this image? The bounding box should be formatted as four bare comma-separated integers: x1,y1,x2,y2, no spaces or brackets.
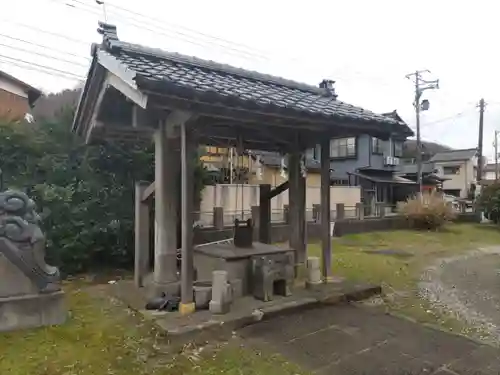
482,163,497,181
0,70,41,121
200,147,323,186
396,161,447,193
320,110,415,215
429,148,479,198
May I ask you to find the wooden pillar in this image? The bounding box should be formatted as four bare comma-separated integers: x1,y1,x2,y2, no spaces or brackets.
152,119,179,296
134,181,150,288
288,151,306,265
180,119,196,315
320,138,333,282
259,184,271,244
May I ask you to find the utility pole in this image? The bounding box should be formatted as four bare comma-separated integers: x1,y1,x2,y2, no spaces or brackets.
476,99,485,184
406,70,439,194
495,130,499,181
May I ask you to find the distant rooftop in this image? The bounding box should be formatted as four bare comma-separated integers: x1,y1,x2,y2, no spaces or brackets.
429,148,477,163
0,69,42,107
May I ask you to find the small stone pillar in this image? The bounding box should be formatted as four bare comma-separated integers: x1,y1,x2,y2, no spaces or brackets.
356,202,364,220
378,203,386,218
283,204,290,223
209,270,231,314
306,256,322,289
312,204,321,222
336,203,345,220
213,206,224,229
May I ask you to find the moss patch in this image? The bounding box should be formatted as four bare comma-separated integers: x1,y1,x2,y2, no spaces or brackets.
0,285,309,375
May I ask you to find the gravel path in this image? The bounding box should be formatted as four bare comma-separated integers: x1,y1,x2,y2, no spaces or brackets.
420,247,500,345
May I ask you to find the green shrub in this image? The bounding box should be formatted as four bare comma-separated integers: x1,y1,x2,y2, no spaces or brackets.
0,118,206,274
397,192,456,230
477,183,500,223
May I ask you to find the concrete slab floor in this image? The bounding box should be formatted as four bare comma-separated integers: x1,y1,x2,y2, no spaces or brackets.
109,279,381,346
240,303,500,375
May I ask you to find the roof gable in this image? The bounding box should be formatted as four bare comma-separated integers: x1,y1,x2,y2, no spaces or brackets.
429,148,477,162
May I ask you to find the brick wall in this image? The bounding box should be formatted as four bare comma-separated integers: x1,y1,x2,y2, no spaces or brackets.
0,89,30,121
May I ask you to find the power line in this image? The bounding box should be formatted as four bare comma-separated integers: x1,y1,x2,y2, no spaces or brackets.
53,0,398,87
0,42,89,69
0,18,89,46
0,33,90,61
0,60,84,83
0,54,85,80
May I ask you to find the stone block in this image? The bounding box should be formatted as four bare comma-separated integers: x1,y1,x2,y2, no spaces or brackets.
230,278,243,299
209,270,231,314
252,253,294,302
306,256,322,289
0,253,38,298
0,291,66,332
193,281,212,309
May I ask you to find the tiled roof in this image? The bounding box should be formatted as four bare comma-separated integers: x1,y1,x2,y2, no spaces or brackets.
429,148,477,163
95,23,410,131
397,163,436,175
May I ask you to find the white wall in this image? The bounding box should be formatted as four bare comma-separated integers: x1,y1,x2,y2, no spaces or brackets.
0,76,28,98
199,184,361,216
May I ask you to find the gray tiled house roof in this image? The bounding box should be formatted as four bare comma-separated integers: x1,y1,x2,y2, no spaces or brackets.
86,23,412,135
429,148,477,162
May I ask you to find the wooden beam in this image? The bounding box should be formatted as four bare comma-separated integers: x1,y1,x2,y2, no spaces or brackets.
146,90,399,137
259,184,272,244
320,137,333,282
134,182,150,288
266,181,289,199
142,181,155,202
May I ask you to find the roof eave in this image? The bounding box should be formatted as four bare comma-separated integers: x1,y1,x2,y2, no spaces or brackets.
136,75,403,134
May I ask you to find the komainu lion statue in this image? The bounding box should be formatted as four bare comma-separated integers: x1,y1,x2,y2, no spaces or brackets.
0,190,61,292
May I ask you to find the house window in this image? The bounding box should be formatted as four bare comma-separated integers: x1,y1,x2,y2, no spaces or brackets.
331,178,349,186
394,142,403,157
443,166,460,175
371,137,384,154
330,137,356,158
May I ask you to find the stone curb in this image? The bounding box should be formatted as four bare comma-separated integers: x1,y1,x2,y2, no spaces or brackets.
159,284,382,348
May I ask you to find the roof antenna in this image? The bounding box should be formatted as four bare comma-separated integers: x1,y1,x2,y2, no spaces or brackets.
95,0,108,22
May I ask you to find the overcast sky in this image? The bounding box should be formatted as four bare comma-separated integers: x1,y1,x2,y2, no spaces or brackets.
2,0,500,159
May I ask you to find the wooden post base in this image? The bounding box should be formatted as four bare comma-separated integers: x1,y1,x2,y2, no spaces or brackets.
179,302,195,315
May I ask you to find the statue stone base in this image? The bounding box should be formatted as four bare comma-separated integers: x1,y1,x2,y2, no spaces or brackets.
0,254,66,332
0,190,67,332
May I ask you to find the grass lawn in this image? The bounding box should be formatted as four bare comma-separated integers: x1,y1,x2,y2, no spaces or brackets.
0,285,308,375
309,223,500,336
2,223,499,374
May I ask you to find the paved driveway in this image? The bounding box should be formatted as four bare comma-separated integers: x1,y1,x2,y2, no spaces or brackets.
240,304,500,375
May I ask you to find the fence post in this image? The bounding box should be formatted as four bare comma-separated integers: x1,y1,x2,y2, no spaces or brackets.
336,203,345,220
283,204,290,224
378,203,386,218
355,202,364,220
213,206,224,229
312,204,321,222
